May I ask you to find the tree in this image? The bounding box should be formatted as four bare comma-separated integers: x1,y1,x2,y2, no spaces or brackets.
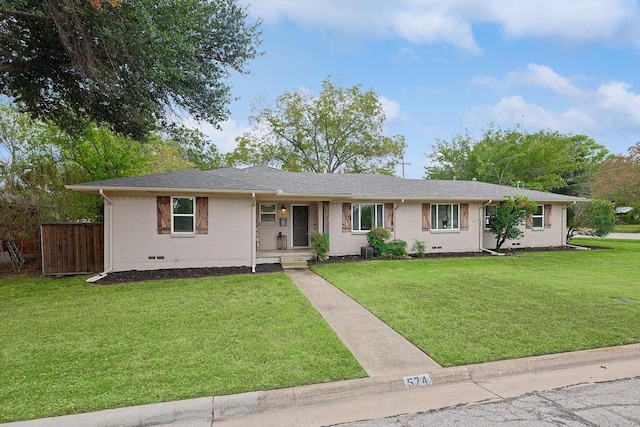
566,199,616,241
167,126,224,171
591,142,640,205
227,77,407,174
425,125,608,195
139,135,195,175
55,123,149,182
0,0,261,139
488,196,538,251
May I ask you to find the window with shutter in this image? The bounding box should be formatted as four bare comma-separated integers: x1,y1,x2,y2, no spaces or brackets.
532,205,544,229
351,203,384,232
430,204,460,230
172,197,195,233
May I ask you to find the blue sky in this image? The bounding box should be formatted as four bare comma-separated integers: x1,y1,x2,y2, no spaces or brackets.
198,1,640,179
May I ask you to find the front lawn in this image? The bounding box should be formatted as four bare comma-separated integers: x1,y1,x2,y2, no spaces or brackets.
312,239,640,367
0,273,365,423
614,224,640,233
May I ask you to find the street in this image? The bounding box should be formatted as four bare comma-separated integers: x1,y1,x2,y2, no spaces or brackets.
336,376,640,427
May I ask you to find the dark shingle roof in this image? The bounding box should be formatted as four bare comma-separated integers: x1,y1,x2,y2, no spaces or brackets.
68,165,587,203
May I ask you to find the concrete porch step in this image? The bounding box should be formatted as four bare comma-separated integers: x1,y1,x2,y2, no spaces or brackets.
280,256,311,270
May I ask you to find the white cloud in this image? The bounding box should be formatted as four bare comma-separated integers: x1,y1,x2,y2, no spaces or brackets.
473,95,598,134
378,95,408,124
242,0,640,52
594,81,640,128
506,64,585,98
392,9,480,53
471,65,640,135
482,0,639,44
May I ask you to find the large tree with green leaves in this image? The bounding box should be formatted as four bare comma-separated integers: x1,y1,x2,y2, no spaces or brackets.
425,125,608,195
227,77,407,174
566,199,615,241
591,142,640,205
0,0,261,140
487,196,538,251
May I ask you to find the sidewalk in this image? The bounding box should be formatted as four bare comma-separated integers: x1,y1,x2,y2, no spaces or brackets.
285,269,441,377
3,270,639,427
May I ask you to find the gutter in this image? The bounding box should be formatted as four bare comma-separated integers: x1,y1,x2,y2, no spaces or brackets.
393,199,403,240
479,200,504,256
86,189,114,282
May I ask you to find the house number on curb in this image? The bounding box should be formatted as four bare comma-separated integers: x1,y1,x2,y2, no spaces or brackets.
403,373,432,388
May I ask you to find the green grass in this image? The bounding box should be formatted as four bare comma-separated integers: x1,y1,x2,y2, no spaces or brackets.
0,273,365,423
614,224,640,233
312,238,640,368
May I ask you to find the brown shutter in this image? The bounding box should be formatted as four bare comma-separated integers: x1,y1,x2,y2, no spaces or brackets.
422,204,431,231
544,204,552,228
384,203,394,231
526,212,533,229
157,196,171,234
342,203,351,233
322,201,330,234
196,197,208,234
460,203,469,231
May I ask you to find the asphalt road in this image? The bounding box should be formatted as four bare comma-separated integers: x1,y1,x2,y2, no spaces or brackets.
336,377,640,427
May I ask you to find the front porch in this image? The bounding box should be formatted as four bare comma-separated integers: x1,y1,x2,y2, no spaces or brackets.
256,248,316,269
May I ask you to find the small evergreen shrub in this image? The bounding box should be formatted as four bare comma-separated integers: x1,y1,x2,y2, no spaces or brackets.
310,233,330,260
366,227,391,256
382,239,407,259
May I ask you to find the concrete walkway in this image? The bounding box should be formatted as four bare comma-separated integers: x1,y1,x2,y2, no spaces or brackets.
285,269,441,377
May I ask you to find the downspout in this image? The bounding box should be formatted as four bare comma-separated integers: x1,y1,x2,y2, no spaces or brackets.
86,189,113,282
479,199,503,256
251,193,256,273
563,201,589,250
393,199,404,240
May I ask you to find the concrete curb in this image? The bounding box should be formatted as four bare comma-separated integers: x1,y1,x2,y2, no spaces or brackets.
3,344,639,427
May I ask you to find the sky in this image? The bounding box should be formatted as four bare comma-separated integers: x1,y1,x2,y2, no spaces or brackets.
196,0,640,179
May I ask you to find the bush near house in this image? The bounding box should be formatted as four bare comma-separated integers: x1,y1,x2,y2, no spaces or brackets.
366,228,407,259
366,227,391,256
310,232,330,260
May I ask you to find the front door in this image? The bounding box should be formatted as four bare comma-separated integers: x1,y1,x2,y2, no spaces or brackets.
292,205,309,247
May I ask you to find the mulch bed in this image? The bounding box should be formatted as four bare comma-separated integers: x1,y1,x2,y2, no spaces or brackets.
94,263,283,285
2,244,601,284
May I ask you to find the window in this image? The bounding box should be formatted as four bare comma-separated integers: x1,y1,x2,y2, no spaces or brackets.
352,203,384,231
532,205,544,228
431,204,459,230
484,205,497,229
172,197,194,233
260,203,277,223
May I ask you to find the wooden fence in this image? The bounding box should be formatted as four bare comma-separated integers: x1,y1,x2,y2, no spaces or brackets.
41,223,104,276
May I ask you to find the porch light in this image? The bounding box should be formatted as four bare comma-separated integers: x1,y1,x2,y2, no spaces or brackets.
281,205,286,214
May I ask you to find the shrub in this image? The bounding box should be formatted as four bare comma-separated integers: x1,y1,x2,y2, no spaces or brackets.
382,239,407,259
411,239,426,257
310,233,330,261
366,227,391,256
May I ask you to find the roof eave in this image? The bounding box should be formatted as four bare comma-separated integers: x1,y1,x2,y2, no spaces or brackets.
65,185,279,196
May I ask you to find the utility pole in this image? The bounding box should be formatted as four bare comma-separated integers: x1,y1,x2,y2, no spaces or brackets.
399,160,411,179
